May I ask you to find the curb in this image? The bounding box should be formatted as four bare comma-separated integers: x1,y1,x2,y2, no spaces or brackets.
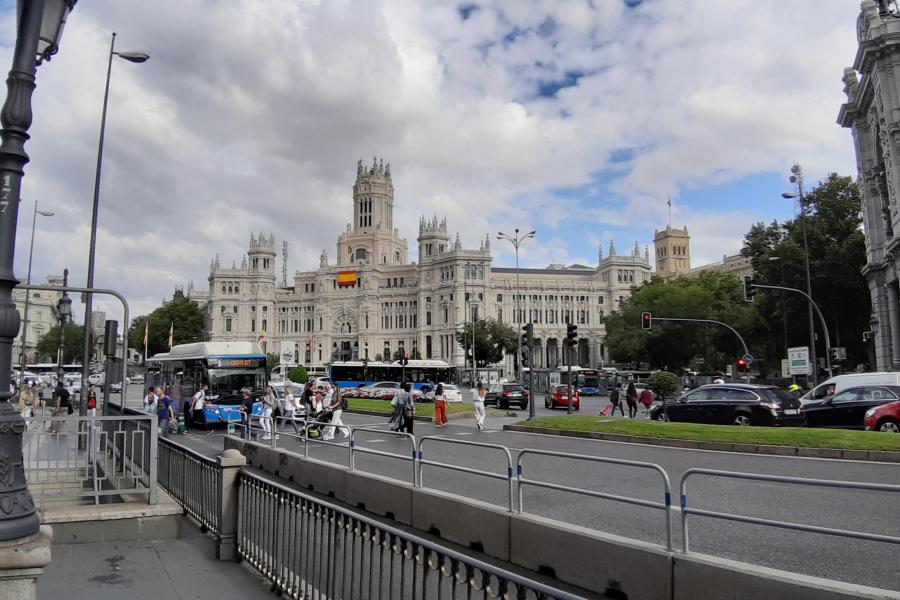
501,425,900,463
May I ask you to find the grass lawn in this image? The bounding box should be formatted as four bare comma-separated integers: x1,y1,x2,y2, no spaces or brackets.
347,398,473,418
519,416,900,452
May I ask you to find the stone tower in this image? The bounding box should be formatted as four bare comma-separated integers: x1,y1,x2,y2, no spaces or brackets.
417,215,449,262
654,225,691,279
248,232,276,274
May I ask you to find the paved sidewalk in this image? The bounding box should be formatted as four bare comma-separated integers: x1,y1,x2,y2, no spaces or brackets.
39,518,271,599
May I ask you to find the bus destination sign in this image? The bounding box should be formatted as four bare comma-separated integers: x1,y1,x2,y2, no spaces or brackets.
212,358,262,368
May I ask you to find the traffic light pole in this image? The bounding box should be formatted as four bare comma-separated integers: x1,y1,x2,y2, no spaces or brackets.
566,345,574,414
528,343,535,419
751,283,832,379
651,317,751,383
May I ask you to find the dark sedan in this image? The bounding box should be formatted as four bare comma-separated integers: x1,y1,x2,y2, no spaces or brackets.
803,385,900,429
649,384,804,427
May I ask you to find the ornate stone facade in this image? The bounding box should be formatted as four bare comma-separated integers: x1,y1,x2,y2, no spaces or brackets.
191,159,652,371
839,0,900,370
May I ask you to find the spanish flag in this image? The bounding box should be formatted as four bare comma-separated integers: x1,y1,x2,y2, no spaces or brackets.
168,322,174,350
336,271,357,287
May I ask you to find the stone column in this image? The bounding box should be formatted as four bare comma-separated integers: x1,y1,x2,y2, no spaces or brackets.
0,525,51,600
885,282,900,369
216,448,246,561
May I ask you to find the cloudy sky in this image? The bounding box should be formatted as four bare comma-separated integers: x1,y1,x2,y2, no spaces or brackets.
0,0,860,325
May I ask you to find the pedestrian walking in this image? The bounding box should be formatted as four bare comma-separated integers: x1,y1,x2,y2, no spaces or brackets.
280,387,300,434
433,383,448,428
157,387,176,439
144,386,157,414
261,385,278,440
239,389,257,440
323,385,348,440
397,383,416,434
640,388,654,415
625,381,638,419
51,382,72,433
18,382,33,418
473,384,486,430
192,384,209,431
608,386,624,416
87,384,98,414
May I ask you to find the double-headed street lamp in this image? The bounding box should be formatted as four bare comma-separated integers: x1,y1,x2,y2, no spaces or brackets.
0,0,77,541
781,163,818,386
80,33,149,413
17,200,54,389
497,229,535,385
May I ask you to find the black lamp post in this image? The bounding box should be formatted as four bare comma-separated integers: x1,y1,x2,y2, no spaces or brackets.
0,0,76,541
55,268,71,385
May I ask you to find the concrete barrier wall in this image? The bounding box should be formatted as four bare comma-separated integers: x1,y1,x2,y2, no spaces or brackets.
225,438,900,600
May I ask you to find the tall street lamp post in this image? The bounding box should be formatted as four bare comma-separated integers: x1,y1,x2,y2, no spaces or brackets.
782,163,818,386
0,0,77,541
497,229,535,385
55,268,70,384
79,33,148,413
17,200,53,389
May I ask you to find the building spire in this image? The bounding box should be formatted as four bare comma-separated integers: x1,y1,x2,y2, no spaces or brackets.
609,240,616,257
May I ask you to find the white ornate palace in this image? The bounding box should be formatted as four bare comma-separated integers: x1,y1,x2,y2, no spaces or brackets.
188,158,652,372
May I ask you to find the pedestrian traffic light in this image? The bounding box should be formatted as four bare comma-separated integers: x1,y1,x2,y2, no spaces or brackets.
401,353,409,366
743,276,755,303
641,312,652,330
565,322,578,347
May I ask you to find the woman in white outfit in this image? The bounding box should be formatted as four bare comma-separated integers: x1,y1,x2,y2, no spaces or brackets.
261,385,278,440
323,385,348,440
473,386,486,430
281,389,300,434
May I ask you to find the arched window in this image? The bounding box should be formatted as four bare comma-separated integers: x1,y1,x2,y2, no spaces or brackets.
234,285,239,293
355,248,368,261
395,251,401,263
221,285,226,293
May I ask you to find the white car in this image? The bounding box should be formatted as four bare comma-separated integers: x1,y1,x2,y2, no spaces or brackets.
426,384,462,403
88,373,104,386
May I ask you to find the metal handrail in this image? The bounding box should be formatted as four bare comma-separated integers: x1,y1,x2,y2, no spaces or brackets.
416,436,515,512
239,467,585,600
679,468,900,553
517,448,673,550
349,427,417,485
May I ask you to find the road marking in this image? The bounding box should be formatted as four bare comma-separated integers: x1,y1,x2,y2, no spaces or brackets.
455,432,474,436
366,439,387,443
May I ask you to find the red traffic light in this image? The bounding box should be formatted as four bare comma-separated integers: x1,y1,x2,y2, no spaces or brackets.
737,358,747,367
641,312,652,330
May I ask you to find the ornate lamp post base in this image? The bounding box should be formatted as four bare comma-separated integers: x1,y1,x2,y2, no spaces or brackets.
0,524,52,600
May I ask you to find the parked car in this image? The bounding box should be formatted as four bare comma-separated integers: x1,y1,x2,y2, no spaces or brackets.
649,384,803,427
485,382,529,409
545,384,580,410
130,373,145,385
864,401,900,433
803,385,900,429
353,381,423,401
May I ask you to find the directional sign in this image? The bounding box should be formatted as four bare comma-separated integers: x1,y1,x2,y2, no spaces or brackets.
280,341,297,368
788,346,810,376
742,353,753,365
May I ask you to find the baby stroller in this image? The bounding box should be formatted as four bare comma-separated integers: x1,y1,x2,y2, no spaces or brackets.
306,404,332,439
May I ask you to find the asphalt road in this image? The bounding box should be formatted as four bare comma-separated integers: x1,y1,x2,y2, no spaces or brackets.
123,386,900,592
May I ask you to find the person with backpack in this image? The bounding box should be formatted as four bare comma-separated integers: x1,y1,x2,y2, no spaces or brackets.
607,386,624,416
391,383,416,434
640,387,654,415
323,385,349,440
625,381,638,419
51,382,72,433
433,383,448,428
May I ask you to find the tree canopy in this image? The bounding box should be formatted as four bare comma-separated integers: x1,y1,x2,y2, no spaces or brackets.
128,296,205,356
455,319,518,367
36,323,85,363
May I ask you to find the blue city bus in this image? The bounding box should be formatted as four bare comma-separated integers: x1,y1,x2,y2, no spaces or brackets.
148,342,266,425
554,367,603,395
328,359,456,392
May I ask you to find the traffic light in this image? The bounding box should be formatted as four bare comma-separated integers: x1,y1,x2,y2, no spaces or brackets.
401,353,409,366
641,312,652,330
743,276,755,303
565,322,578,347
521,323,534,348
737,357,747,370
521,351,529,367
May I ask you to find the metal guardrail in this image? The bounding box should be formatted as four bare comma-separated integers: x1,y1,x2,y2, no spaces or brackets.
416,436,516,512
238,467,584,600
350,427,418,485
517,448,674,550
679,468,900,553
23,414,158,507
158,436,221,535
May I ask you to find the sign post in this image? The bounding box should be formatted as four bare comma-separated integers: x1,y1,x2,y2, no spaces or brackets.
280,341,297,381
788,347,811,377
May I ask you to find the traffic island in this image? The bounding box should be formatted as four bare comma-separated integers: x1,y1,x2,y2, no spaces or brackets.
504,417,900,463
344,398,509,422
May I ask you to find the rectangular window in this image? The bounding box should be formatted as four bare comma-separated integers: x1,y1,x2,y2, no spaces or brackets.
225,318,232,333
497,294,503,302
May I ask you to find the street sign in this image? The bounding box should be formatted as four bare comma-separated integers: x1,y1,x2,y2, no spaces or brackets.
788,346,810,376
280,341,297,368
726,364,733,377
742,353,753,365
780,358,790,379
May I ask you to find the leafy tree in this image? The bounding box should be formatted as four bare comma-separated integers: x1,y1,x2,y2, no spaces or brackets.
36,323,85,363
455,319,518,366
128,296,205,356
288,367,308,384
373,354,383,362
410,349,422,360
604,272,761,371
741,174,869,371
646,371,679,400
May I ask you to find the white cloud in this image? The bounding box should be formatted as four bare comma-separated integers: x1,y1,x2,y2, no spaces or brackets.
1,0,861,324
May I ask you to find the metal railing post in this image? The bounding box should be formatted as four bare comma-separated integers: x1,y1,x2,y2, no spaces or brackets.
216,448,247,561
148,413,158,505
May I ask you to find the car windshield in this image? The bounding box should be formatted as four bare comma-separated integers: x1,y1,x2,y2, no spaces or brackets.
208,369,265,398
503,385,524,392
761,388,794,404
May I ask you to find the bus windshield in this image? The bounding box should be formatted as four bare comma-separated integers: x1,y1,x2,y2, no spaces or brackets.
207,368,265,398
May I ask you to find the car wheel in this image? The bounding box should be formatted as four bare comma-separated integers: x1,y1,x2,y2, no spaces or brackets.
657,411,669,422
733,414,752,427
878,418,900,433
499,400,508,410
545,400,551,409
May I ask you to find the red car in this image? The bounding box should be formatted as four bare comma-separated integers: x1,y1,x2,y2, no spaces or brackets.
545,385,580,410
864,401,900,433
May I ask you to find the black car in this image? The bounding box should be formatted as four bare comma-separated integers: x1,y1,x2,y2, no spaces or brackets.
485,383,529,409
802,385,900,429
649,384,804,427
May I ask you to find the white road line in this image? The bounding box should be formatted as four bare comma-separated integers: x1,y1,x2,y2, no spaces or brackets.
455,432,474,436
366,439,387,443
